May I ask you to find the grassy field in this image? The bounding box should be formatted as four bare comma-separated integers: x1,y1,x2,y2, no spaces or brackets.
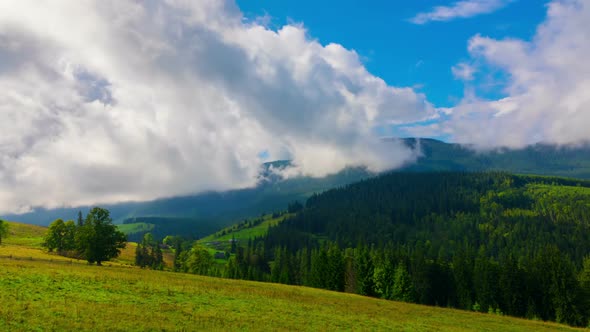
0,220,587,331
199,213,292,244
3,221,46,246
116,222,155,235
0,257,585,332
0,221,171,267
0,221,85,264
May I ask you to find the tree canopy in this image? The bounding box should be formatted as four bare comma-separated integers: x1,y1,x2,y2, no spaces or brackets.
77,207,126,265
177,172,590,327
45,207,126,265
135,233,163,270
45,219,76,253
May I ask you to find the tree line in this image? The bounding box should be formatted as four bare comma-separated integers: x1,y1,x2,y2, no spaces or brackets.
44,207,126,265
174,172,590,327
135,233,164,269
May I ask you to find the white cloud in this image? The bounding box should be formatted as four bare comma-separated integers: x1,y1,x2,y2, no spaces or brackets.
444,0,590,149
452,62,476,80
410,0,512,24
0,0,433,214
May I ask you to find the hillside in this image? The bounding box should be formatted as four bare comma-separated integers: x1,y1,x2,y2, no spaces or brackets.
3,164,371,237
1,221,582,331
2,176,590,330
0,221,170,268
199,213,293,243
0,258,582,331
192,173,590,327
6,138,590,236
403,138,590,178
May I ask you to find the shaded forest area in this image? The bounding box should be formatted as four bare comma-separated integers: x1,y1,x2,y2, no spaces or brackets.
184,172,590,327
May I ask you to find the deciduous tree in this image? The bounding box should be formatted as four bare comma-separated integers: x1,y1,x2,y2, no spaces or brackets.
44,219,77,253
77,207,126,265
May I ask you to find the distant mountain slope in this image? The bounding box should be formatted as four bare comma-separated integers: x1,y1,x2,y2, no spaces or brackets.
6,138,590,232
403,138,590,178
223,172,590,326
3,163,372,232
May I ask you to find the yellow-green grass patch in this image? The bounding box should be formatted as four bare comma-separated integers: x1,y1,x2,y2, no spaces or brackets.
0,258,583,332
3,221,47,247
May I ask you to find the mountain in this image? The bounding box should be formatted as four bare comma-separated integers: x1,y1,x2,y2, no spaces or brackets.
3,162,373,237
402,138,590,178
5,138,590,234
211,172,590,327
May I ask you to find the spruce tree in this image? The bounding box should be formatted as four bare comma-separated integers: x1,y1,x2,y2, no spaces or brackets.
77,211,84,227
579,257,590,322
392,262,415,303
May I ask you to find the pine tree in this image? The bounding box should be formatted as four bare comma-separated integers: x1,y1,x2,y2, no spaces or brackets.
473,246,498,312
392,262,415,302
355,245,375,296
578,256,590,322
153,244,163,270
230,234,237,254
452,244,474,310
77,211,84,227
326,243,344,291
135,233,163,270
135,241,144,267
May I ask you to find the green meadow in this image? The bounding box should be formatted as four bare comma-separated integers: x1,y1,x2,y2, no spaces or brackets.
1,258,586,332
0,220,585,331
199,213,293,244
116,222,155,236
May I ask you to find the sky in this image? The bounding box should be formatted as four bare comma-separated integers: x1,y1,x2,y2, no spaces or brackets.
237,0,546,107
0,0,589,213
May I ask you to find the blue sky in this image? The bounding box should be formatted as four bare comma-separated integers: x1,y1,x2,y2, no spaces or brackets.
237,0,547,107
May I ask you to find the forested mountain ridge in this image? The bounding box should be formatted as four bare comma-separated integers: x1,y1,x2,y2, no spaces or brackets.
4,164,371,232
277,172,590,255
202,172,590,327
402,138,590,178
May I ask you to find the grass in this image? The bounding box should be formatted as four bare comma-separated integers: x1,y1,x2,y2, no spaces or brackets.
3,221,46,247
526,183,590,197
199,213,293,244
0,258,584,332
0,221,172,268
116,222,155,235
0,221,82,264
0,220,586,331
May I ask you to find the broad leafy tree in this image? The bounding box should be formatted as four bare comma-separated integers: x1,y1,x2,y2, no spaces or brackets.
77,207,126,265
183,245,213,275
45,219,76,253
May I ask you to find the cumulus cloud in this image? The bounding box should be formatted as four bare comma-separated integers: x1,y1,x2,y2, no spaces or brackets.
452,62,476,81
0,0,433,213
410,0,512,24
443,0,590,149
